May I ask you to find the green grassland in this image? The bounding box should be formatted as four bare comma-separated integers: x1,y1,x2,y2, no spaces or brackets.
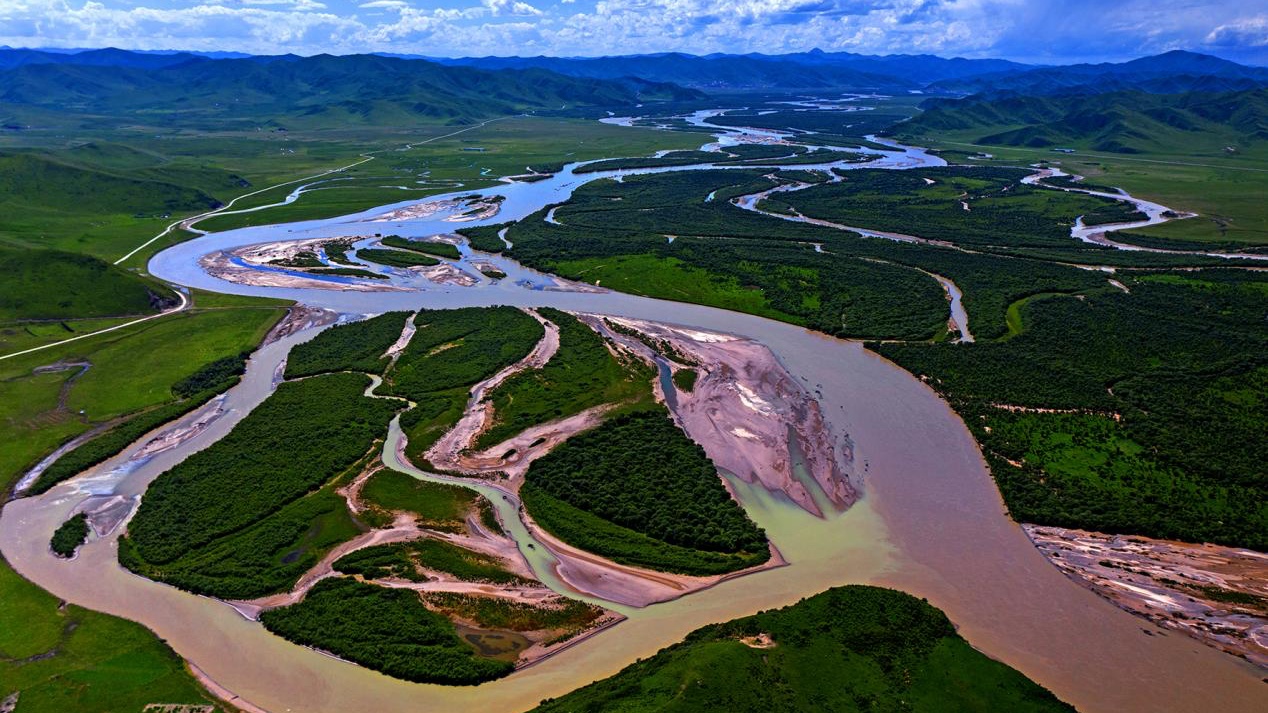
259,576,513,685
334,537,527,585
477,308,654,448
531,585,1073,713
120,373,401,597
0,246,176,323
0,563,222,713
522,410,769,575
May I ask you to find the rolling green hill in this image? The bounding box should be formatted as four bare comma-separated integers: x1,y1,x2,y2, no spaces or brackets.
531,585,1073,713
0,53,703,130
900,89,1268,155
0,246,175,323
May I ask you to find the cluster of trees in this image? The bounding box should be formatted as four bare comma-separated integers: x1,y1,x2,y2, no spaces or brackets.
171,350,251,398
531,585,1073,713
523,410,768,574
477,308,653,448
123,374,400,567
119,487,360,599
355,247,438,268
334,537,525,585
387,307,543,459
284,311,410,378
877,271,1268,549
421,592,603,633
779,166,1142,250
259,577,514,685
455,222,511,253
50,513,89,558
502,172,951,340
380,236,461,260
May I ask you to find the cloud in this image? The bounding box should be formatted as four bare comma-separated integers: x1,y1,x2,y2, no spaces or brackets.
0,0,1265,63
1205,16,1268,48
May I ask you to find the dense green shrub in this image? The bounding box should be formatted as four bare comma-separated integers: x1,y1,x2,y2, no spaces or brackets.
50,513,89,558
123,373,400,566
260,577,513,685
284,311,410,378
531,585,1074,712
522,409,768,574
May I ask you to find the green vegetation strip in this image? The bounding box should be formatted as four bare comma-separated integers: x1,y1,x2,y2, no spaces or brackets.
260,577,513,685
523,410,768,575
284,311,410,378
381,236,462,260
423,592,603,634
121,373,401,596
530,585,1073,713
356,248,439,268
334,537,526,584
477,308,653,448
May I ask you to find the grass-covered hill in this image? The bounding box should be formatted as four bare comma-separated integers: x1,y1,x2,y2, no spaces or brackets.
899,88,1268,155
927,50,1268,96
0,246,175,323
0,53,702,129
531,585,1074,713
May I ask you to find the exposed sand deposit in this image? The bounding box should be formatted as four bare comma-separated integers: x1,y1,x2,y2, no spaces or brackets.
200,250,405,292
1027,525,1268,668
601,316,857,517
419,263,480,287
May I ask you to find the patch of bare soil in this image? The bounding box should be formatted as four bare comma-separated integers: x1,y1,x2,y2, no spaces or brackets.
1027,524,1268,668
600,316,857,517
200,249,406,292
418,263,479,287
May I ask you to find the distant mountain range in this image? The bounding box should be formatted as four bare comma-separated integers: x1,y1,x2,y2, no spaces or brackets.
928,50,1268,97
5,47,1264,96
898,87,1268,154
0,52,702,128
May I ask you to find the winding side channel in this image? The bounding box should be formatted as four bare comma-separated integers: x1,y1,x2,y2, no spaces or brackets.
2,127,1265,713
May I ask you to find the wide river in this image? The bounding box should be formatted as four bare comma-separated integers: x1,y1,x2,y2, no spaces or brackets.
2,115,1264,713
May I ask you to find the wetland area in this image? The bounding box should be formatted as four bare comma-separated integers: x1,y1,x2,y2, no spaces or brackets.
3,103,1265,713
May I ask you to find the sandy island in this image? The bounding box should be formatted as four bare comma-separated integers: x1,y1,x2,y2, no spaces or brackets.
1027,524,1268,668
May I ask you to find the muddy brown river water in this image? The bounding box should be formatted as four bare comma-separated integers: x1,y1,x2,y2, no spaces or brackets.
2,116,1264,713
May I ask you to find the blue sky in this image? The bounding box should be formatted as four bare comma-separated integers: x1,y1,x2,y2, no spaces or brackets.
2,0,1266,64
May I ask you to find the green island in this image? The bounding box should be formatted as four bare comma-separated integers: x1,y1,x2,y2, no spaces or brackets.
334,537,528,585
530,585,1073,713
259,577,514,685
522,410,769,575
48,513,89,558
